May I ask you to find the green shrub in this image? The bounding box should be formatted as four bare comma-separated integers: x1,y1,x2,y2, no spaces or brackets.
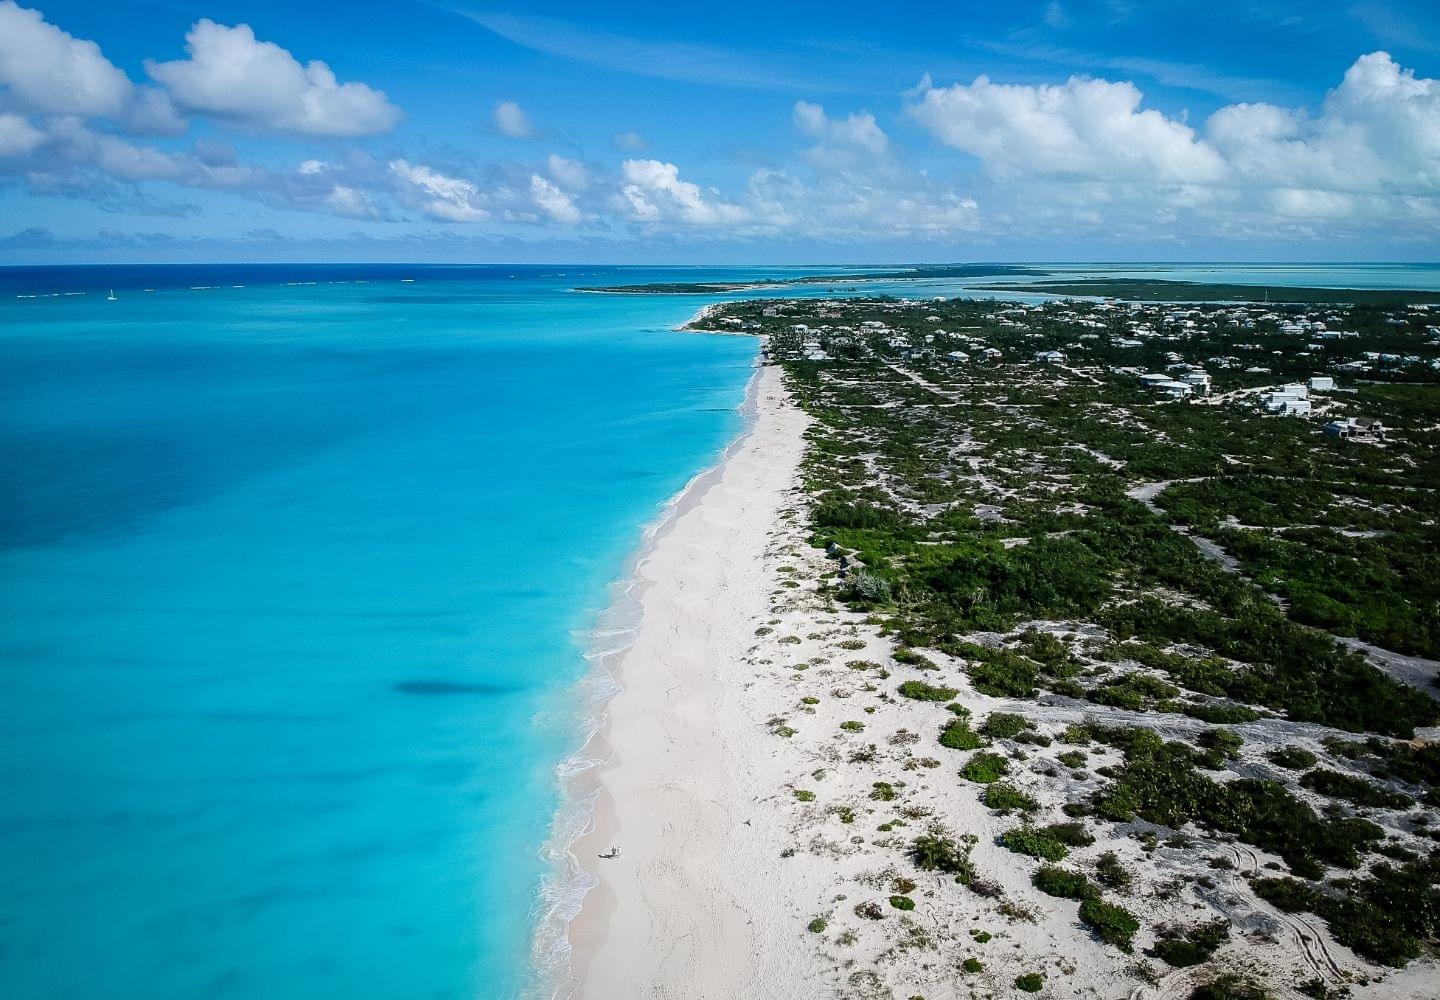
1015,972,1044,993
1061,723,1093,745
1300,768,1414,809
983,783,1038,814
982,712,1029,738
898,680,957,701
889,894,916,911
1042,821,1095,847
1001,825,1068,862
911,834,975,879
1057,750,1088,768
840,720,866,732
966,651,1039,699
962,751,1010,784
961,957,983,973
1199,728,1244,758
1188,976,1272,1000
1032,865,1096,900
1184,701,1261,724
807,917,827,933
939,719,984,750
1080,896,1140,951
1152,920,1229,967
793,789,816,801
1267,746,1318,770
1094,851,1132,890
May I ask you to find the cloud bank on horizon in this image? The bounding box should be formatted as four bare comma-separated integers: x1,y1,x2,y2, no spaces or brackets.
1,0,1438,260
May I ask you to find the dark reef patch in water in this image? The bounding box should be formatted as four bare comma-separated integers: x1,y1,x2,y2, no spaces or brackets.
391,679,510,696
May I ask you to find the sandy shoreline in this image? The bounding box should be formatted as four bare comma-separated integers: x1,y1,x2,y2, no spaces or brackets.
561,362,822,998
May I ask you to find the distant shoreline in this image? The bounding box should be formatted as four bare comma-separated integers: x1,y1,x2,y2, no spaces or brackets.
574,264,1049,295
975,277,1440,305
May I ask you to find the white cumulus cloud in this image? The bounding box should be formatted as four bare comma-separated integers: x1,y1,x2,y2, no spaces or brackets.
0,1,133,117
388,159,488,222
908,72,1228,184
530,174,583,223
793,101,888,155
146,20,401,137
618,159,746,226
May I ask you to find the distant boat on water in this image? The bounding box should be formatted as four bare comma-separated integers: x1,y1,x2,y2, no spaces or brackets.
107,289,117,301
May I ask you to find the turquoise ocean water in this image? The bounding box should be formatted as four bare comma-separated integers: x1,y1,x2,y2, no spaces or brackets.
2,262,1436,1000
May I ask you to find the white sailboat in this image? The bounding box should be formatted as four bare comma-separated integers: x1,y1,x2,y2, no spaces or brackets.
107,289,117,301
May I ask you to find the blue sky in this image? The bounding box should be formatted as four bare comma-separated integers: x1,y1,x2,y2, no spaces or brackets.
2,0,1438,262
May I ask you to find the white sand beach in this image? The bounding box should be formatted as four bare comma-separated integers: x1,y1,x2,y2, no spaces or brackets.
566,362,823,998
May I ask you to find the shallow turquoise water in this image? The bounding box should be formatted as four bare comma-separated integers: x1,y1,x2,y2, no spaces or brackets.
0,266,763,1000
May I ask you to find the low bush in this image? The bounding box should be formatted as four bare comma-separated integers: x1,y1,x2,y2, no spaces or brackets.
1267,746,1318,770
1152,919,1229,967
1184,701,1261,724
1015,972,1044,993
981,712,1029,738
1188,976,1271,1000
1080,896,1140,951
889,894,915,911
911,833,975,880
1032,865,1095,900
1042,821,1095,847
939,719,984,750
1094,851,1132,890
898,680,957,702
983,782,1038,814
961,751,1010,784
1001,825,1069,862
1300,768,1414,809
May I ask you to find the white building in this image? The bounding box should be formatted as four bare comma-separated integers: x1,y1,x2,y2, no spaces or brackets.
1154,380,1194,399
1308,376,1335,391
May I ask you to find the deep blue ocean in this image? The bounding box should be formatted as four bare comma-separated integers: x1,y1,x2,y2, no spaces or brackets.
2,261,1437,1000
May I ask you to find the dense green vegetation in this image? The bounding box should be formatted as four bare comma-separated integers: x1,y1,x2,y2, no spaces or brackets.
761,297,1440,735
1254,852,1440,967
1088,724,1384,878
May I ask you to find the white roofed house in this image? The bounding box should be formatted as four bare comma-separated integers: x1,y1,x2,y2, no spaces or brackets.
1033,350,1066,364
1154,380,1194,399
1262,383,1309,414
1308,376,1335,391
